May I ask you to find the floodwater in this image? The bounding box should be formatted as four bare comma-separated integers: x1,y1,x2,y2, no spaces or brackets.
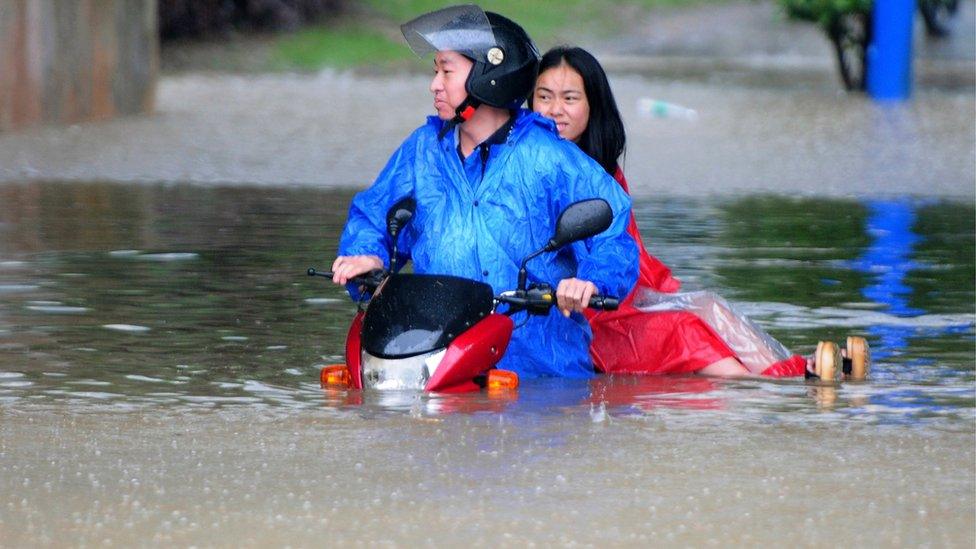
0,182,973,546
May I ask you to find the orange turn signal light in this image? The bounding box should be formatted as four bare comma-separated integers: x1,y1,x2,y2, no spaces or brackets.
486,369,519,391
320,364,350,387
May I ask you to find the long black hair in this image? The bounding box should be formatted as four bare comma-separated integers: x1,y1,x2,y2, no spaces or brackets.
529,46,625,175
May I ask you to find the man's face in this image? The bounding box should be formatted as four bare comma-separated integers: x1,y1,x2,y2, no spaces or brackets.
430,51,474,120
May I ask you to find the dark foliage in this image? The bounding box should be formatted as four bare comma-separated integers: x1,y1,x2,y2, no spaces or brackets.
159,0,346,40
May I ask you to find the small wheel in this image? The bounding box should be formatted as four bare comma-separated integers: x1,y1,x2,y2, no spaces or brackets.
846,336,871,380
815,340,841,381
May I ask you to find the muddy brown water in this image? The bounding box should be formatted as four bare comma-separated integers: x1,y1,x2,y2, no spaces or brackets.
0,183,972,546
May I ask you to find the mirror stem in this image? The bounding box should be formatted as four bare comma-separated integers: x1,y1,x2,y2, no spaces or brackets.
390,232,399,273
517,249,544,291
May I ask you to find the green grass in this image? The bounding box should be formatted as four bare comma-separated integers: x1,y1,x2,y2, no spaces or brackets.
272,0,728,71
273,24,414,70
364,0,602,45
364,0,727,36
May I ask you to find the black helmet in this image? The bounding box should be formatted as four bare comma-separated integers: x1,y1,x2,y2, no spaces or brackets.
401,4,540,111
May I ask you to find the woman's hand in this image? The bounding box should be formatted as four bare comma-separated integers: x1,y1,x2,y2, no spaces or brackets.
330,255,383,285
556,278,599,317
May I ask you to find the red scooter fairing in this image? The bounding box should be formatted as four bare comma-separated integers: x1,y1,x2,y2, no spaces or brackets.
357,273,507,392
345,311,364,390
424,313,513,392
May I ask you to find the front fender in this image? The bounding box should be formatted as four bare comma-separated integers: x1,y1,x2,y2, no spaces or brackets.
424,313,514,392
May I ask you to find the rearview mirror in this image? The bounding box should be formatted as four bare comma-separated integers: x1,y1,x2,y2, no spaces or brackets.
386,196,416,240
516,198,614,291
545,198,613,251
385,196,416,273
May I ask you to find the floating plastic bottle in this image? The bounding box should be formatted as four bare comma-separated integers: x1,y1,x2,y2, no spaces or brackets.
637,97,699,121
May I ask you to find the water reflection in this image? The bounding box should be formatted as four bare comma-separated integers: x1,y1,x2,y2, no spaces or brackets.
842,200,976,417
0,182,972,425
849,200,924,362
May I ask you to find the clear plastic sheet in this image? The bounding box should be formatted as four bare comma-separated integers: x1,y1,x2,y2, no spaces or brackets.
632,288,792,370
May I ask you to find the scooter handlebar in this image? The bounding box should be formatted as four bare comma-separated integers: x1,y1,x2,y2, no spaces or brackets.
587,295,619,311
496,288,619,313
306,267,387,290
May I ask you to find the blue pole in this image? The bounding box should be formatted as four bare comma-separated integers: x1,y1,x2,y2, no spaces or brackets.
866,0,915,100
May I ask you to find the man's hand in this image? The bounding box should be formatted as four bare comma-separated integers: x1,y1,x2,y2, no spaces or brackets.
555,278,599,317
331,255,383,285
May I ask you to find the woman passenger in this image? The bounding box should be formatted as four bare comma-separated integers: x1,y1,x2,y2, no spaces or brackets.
530,46,868,379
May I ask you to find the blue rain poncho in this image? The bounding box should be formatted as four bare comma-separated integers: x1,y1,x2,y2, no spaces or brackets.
339,109,637,378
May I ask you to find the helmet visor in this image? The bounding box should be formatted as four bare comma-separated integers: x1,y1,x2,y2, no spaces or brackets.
400,4,497,58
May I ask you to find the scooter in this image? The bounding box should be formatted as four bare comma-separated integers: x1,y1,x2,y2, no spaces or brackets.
307,197,620,394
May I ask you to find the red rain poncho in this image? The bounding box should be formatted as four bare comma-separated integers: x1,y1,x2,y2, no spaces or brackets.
586,169,806,377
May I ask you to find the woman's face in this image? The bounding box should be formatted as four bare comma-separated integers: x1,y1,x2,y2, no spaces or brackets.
430,51,473,120
532,64,590,143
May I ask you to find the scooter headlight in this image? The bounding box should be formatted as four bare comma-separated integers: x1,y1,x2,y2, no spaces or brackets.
362,349,446,391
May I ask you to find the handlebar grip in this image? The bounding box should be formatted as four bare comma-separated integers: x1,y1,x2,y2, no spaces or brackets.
307,267,329,278
588,295,619,311
306,267,386,289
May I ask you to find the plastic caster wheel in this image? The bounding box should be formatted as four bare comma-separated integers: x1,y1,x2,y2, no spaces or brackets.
846,336,870,380
815,340,841,381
